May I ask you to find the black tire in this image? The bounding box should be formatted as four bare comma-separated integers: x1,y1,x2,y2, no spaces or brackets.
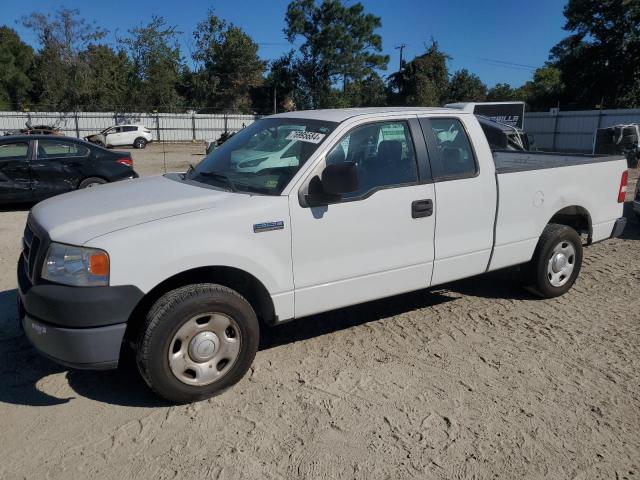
78,177,107,189
521,223,583,298
133,137,147,149
136,283,259,403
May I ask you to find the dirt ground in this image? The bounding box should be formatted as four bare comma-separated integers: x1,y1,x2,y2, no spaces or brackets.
0,144,638,479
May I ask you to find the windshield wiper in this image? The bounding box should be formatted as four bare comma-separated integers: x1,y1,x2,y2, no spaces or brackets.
196,170,237,192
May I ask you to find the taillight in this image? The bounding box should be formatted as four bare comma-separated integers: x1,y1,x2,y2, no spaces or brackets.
117,157,133,167
617,170,628,203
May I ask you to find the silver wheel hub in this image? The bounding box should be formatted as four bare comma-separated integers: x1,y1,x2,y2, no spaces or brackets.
168,312,241,386
188,331,219,362
547,241,576,287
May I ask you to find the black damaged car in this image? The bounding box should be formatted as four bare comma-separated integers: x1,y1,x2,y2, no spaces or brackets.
0,135,138,204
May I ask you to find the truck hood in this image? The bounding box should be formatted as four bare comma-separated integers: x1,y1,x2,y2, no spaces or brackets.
31,175,235,245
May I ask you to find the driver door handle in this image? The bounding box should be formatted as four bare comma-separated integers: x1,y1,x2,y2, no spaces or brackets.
411,199,433,218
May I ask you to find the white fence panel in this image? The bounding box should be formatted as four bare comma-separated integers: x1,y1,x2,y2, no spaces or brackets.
0,111,259,142
525,108,640,152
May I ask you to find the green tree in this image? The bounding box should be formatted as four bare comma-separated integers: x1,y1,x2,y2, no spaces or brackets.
388,40,450,106
447,69,487,103
487,83,520,102
344,72,387,107
79,45,134,111
520,66,563,111
284,0,388,108
550,0,640,108
192,11,265,112
259,51,300,114
119,16,184,111
21,7,107,110
0,27,34,110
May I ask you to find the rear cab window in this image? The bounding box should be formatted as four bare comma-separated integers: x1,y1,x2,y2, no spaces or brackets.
420,117,478,181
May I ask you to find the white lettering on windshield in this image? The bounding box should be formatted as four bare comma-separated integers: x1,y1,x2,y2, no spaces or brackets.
285,130,326,144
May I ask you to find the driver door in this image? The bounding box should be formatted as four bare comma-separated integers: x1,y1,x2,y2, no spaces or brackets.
288,118,436,318
0,140,32,202
105,126,124,146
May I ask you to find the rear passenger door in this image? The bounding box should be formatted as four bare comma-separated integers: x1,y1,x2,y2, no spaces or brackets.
0,140,32,202
30,139,90,199
419,116,497,285
120,126,139,145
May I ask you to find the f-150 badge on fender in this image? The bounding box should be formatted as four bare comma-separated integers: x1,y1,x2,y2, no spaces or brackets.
253,221,284,233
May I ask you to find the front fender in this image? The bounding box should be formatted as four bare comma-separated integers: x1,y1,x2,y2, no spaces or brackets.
85,196,294,297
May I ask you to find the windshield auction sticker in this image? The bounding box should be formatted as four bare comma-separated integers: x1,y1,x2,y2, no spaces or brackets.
286,130,326,144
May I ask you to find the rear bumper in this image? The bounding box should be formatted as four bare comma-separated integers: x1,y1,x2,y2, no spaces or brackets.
633,200,640,215
610,216,627,238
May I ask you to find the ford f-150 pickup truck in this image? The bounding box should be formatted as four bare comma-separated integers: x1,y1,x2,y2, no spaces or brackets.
16,107,628,403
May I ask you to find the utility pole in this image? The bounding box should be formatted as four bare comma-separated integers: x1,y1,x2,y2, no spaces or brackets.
395,44,407,71
273,83,277,114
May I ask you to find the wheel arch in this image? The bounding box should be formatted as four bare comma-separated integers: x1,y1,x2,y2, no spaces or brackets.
123,265,276,346
546,205,593,243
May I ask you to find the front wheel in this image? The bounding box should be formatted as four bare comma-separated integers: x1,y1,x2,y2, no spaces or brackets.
522,223,583,298
136,284,260,403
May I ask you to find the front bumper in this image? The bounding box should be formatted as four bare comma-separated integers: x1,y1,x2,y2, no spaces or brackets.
17,255,144,369
22,315,127,370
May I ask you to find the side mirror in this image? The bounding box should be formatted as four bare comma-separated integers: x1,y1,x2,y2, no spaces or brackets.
321,161,358,195
302,161,358,207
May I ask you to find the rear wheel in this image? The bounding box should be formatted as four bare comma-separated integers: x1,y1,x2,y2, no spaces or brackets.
133,137,147,149
78,177,107,189
136,283,259,403
522,223,583,298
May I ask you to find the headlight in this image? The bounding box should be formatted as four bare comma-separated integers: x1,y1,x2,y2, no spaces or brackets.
41,243,109,287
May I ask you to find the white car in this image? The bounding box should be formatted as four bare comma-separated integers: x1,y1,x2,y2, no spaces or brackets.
18,107,628,403
85,125,153,149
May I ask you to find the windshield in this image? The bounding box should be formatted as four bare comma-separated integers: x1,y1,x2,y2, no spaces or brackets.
185,118,336,195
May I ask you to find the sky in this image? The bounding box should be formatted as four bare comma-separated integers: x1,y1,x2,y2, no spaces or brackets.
2,0,568,88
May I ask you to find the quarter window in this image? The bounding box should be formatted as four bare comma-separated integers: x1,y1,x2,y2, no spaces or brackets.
428,118,477,179
0,142,28,160
37,140,89,159
325,121,418,199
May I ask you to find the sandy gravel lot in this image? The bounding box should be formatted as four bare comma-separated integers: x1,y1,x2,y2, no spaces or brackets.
0,144,638,479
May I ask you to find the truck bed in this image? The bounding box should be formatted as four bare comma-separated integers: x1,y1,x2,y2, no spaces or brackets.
488,150,627,272
492,150,625,174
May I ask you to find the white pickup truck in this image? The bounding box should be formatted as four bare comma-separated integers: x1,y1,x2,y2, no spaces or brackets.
17,107,628,403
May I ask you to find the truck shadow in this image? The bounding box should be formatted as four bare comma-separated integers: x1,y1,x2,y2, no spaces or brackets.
0,204,32,212
620,203,640,240
0,288,168,408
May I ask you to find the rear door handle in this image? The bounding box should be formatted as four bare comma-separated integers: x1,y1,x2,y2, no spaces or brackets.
411,199,433,218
